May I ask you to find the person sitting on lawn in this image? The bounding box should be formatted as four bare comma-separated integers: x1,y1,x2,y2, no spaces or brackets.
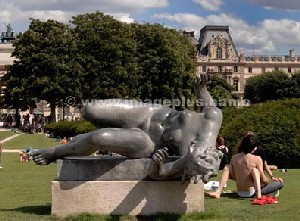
239,131,283,183
216,135,229,170
60,137,68,145
206,133,283,201
19,150,29,163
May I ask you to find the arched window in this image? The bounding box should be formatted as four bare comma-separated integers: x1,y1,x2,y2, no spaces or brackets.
216,47,222,59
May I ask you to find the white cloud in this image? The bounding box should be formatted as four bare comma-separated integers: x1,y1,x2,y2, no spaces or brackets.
154,12,300,55
109,13,135,23
193,0,223,11
0,0,168,29
250,0,300,10
260,19,300,46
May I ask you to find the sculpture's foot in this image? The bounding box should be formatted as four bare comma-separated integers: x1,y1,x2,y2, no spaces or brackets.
205,191,221,199
31,148,57,165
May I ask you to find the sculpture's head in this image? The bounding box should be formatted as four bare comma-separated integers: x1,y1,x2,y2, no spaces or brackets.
183,142,223,184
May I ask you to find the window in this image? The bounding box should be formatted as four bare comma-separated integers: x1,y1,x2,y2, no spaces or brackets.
234,66,238,72
216,47,222,59
248,67,252,73
288,67,291,73
233,79,239,92
218,66,222,72
202,66,207,72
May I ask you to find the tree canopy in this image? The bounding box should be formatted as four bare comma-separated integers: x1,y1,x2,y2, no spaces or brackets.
71,12,139,99
288,71,300,98
207,75,236,107
130,23,197,101
5,18,82,121
244,71,291,103
70,12,197,101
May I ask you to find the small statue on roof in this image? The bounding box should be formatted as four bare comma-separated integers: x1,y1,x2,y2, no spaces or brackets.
7,23,13,33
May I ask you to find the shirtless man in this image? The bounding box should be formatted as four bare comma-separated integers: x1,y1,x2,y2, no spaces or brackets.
32,73,223,183
206,133,283,199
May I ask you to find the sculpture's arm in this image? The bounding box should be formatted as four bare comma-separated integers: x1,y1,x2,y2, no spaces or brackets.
149,144,222,183
194,73,215,107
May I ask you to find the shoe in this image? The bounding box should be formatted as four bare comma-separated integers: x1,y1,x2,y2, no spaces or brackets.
252,196,268,205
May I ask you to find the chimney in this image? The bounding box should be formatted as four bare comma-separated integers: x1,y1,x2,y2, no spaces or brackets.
289,48,295,58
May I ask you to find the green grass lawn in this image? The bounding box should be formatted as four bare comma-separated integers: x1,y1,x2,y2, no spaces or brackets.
0,153,56,221
3,134,60,149
0,135,299,220
0,131,19,140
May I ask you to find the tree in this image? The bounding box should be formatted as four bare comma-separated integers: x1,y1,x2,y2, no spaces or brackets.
207,75,236,107
71,12,197,106
132,23,197,103
10,19,82,122
244,71,290,103
288,71,300,98
71,12,140,99
0,64,36,127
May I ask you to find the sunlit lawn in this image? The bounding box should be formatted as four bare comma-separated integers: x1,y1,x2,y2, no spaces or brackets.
3,134,60,150
0,153,56,221
0,131,19,140
0,134,298,221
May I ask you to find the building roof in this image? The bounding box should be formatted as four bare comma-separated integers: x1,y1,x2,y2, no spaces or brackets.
198,25,238,57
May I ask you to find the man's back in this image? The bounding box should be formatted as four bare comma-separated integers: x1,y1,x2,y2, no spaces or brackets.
230,153,263,191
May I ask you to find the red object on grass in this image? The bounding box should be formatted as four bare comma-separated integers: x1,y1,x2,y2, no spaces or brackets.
252,195,278,205
252,196,268,205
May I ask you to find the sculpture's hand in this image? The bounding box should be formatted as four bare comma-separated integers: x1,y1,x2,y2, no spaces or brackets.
151,147,169,164
195,72,210,88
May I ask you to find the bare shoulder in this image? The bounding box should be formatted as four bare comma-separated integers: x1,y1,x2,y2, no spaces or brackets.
248,154,263,165
230,153,241,163
251,154,262,161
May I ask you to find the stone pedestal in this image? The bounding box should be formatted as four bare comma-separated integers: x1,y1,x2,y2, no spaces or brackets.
51,156,204,217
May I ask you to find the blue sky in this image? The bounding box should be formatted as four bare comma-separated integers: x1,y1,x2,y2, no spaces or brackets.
1,0,300,56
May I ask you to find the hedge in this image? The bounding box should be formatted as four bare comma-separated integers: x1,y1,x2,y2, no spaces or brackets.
220,98,300,168
44,120,96,138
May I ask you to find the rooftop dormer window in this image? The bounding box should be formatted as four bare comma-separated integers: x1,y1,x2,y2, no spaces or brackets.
216,47,222,59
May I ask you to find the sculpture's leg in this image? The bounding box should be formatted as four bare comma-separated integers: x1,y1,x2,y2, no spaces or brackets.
82,100,167,128
32,128,155,165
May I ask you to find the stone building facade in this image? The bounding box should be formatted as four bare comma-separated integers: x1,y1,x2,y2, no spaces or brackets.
192,25,300,98
0,43,14,77
0,24,15,81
